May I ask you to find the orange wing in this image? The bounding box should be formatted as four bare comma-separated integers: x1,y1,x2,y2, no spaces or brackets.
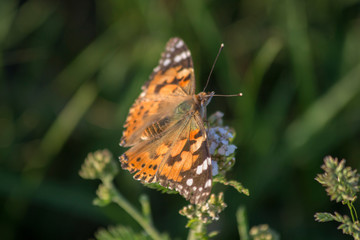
120,38,196,147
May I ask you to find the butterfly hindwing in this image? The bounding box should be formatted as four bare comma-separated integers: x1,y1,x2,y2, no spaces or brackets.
120,112,212,204
157,113,212,204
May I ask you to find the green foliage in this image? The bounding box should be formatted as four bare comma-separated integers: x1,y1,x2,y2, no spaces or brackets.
79,113,250,240
144,183,179,195
213,175,249,196
315,156,360,240
2,0,360,239
94,225,151,240
315,212,360,240
80,150,167,240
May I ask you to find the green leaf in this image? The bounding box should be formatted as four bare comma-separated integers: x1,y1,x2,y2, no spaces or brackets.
144,183,179,195
213,175,249,196
314,212,337,222
94,225,151,240
186,218,200,229
208,231,219,238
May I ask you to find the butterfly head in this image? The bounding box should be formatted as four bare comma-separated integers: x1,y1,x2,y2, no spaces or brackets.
196,91,215,119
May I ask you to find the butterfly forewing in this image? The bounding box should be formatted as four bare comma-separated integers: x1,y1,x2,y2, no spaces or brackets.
120,38,196,147
147,37,195,95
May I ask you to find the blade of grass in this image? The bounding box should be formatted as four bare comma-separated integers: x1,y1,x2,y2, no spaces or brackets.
285,61,360,151
237,206,249,240
0,0,16,46
240,36,283,132
3,0,56,48
3,81,98,238
285,0,316,107
52,17,139,97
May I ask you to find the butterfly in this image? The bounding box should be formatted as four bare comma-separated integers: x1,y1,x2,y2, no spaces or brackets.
119,37,215,204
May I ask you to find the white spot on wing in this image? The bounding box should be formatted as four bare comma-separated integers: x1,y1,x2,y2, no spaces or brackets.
176,40,184,48
181,51,187,59
186,178,193,186
163,58,171,66
205,179,212,188
174,54,182,63
196,165,203,175
207,157,211,165
174,50,190,63
153,66,160,72
202,159,208,170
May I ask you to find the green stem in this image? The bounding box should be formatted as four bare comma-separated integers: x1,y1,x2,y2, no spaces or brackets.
108,181,163,240
187,220,204,240
140,194,153,225
236,206,249,240
348,202,358,222
347,202,356,223
352,203,359,221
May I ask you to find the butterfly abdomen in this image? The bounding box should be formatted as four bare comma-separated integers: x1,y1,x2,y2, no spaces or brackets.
141,117,171,140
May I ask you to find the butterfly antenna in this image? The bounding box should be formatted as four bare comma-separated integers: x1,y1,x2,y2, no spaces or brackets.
213,93,243,97
203,43,224,92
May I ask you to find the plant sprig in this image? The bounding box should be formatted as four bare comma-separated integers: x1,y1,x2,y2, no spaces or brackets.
315,156,360,240
80,112,250,240
79,149,167,240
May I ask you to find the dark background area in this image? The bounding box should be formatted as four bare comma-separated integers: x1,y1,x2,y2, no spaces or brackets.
1,0,360,239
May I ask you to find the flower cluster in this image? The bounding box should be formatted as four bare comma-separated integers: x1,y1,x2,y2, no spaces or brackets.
315,156,360,240
315,156,359,203
79,149,118,182
249,224,280,240
179,192,227,225
207,111,237,175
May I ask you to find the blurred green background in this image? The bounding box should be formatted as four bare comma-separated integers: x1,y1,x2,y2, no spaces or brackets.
1,0,360,239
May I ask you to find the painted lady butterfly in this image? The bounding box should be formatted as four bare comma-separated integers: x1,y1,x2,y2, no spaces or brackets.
119,38,215,204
